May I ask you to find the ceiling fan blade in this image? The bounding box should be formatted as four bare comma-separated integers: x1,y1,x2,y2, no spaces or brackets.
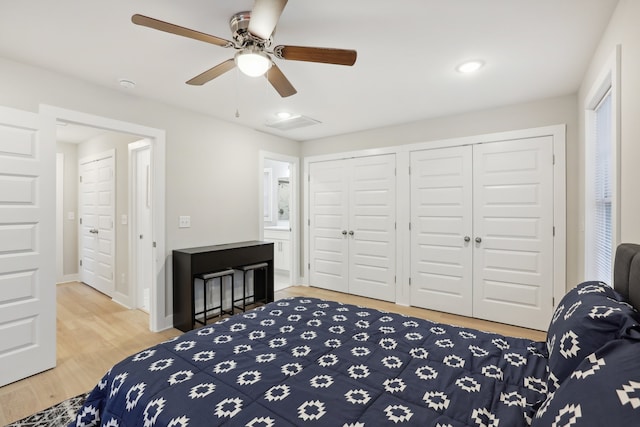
132,14,233,48
248,0,288,40
266,63,297,97
274,45,357,66
186,59,236,85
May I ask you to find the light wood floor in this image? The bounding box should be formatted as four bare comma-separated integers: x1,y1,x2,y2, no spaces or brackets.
0,282,546,425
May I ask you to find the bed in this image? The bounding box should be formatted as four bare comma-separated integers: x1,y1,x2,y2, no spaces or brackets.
71,244,640,426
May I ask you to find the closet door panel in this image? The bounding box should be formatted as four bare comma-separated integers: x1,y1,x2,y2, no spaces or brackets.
309,160,349,293
349,155,396,302
410,147,473,316
472,137,554,330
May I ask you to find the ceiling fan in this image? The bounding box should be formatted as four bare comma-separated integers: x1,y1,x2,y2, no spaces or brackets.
132,0,357,97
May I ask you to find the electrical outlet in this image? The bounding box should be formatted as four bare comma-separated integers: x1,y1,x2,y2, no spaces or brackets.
179,216,191,228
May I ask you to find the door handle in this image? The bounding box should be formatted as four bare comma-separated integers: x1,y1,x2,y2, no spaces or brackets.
342,230,348,236
464,236,471,242
348,230,354,236
89,228,98,234
475,237,482,243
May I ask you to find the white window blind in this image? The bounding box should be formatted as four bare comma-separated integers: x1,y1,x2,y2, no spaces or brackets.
591,89,612,283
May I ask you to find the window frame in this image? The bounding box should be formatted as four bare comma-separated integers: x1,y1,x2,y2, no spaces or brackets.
584,46,621,284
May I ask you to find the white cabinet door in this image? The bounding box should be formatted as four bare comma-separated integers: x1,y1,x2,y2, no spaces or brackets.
349,155,396,302
0,106,56,386
410,146,473,316
264,229,292,272
309,160,349,293
79,153,115,297
473,137,554,330
309,155,397,301
279,238,291,271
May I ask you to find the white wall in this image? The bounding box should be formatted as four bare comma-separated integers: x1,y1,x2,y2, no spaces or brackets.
577,0,640,279
302,94,580,290
0,56,299,324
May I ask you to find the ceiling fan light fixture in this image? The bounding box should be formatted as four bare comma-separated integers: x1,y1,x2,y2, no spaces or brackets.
235,49,272,77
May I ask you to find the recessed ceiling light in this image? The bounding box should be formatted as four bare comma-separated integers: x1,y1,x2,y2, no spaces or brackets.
456,60,484,74
118,78,136,89
276,112,293,119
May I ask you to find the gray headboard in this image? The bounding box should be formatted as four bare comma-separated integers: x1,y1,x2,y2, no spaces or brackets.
614,243,640,311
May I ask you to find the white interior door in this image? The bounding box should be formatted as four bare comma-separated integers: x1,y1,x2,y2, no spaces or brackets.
133,143,152,311
309,160,349,292
349,155,396,302
79,152,115,297
472,137,554,330
410,146,473,316
0,106,56,386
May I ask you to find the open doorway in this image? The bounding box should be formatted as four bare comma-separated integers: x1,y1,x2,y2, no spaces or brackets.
260,152,299,290
46,105,167,332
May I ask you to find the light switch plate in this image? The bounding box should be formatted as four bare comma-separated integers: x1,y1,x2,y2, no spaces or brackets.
179,216,191,228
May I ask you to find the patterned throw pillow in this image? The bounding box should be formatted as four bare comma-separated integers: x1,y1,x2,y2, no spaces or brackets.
546,281,639,390
533,332,640,426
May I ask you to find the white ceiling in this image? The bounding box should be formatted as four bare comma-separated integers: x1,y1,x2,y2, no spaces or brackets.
0,0,619,142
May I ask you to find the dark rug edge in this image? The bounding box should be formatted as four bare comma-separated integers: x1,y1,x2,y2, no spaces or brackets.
5,392,89,427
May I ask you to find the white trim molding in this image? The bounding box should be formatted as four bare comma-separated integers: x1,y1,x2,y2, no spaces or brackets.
40,105,168,332
583,45,621,283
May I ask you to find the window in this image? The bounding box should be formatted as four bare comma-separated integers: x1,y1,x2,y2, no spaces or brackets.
591,90,612,283
585,47,619,285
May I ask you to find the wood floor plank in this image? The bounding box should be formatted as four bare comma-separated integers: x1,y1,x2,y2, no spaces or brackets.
0,282,546,425
0,282,182,425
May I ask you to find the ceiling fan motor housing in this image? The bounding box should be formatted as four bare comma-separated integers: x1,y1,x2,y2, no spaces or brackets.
230,11,272,49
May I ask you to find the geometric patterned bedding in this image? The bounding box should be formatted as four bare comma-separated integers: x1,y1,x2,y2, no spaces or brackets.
70,297,550,426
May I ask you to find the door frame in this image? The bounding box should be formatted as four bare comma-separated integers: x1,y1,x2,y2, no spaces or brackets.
258,151,299,286
303,124,566,310
40,105,167,332
129,139,153,312
56,153,64,283
78,149,116,296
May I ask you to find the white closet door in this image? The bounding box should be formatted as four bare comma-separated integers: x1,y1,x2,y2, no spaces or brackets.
79,160,97,286
349,154,396,302
410,146,473,315
80,153,115,297
473,137,554,330
0,106,56,386
309,160,349,293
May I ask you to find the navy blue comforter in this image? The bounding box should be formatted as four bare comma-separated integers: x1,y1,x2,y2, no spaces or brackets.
71,297,549,426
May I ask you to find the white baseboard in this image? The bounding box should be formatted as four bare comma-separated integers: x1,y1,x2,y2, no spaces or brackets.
56,274,79,284
112,292,133,309
159,315,174,332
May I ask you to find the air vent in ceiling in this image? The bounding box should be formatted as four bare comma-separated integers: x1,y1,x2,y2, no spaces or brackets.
265,115,321,131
